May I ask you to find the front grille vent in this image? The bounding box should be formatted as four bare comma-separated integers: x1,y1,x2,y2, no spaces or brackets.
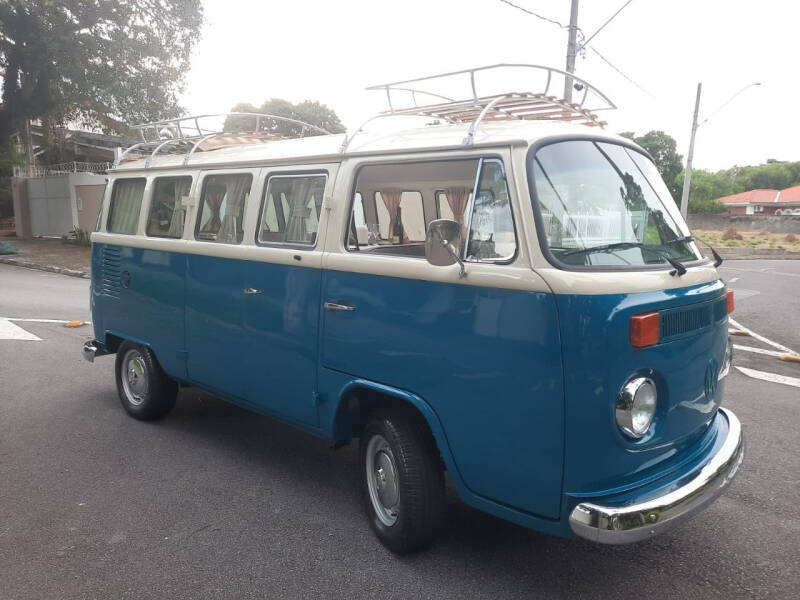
660,296,727,341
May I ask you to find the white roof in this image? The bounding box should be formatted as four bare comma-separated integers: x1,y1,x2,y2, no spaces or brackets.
111,120,630,173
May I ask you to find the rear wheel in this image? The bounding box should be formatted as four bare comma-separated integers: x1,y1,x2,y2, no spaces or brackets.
360,411,445,553
115,341,177,421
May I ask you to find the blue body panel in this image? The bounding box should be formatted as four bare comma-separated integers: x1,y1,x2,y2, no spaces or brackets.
320,269,565,519
555,280,728,497
91,241,730,538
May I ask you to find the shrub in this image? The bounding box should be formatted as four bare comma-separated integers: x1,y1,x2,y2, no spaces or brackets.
786,233,797,243
722,228,743,240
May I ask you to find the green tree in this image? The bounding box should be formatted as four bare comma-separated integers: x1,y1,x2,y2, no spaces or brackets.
620,130,684,201
223,99,346,137
0,0,204,145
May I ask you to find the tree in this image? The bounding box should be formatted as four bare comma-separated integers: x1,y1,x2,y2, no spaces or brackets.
223,99,346,137
620,130,684,201
0,0,204,146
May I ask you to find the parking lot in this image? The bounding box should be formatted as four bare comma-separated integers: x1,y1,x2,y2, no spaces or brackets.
0,260,798,600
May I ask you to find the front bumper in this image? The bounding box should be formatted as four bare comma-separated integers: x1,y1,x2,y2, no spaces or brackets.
569,407,744,544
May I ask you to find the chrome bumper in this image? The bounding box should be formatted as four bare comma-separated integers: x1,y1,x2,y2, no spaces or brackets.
569,407,744,544
82,340,109,363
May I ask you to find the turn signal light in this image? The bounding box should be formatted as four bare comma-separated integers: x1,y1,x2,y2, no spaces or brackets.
726,290,735,314
630,312,660,348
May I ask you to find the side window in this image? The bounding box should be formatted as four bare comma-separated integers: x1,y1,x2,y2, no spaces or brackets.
465,159,517,261
435,190,457,221
196,173,252,244
258,174,327,246
107,178,145,234
146,176,192,238
347,159,480,258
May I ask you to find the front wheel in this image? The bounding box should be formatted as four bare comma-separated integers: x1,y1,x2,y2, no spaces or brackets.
360,411,445,553
115,341,177,421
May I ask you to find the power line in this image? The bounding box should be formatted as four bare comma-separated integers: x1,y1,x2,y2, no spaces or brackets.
589,46,656,99
497,0,572,30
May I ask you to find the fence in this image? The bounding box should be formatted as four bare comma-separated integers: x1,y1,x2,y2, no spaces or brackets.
688,214,800,234
12,162,113,178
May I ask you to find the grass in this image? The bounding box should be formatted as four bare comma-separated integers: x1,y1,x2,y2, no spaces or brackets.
694,229,800,252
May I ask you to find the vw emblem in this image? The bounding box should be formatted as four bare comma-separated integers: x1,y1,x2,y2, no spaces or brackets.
705,359,719,400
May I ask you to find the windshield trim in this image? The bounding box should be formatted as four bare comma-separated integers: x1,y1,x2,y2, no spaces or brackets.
525,134,711,273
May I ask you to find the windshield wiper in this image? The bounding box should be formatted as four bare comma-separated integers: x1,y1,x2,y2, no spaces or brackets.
560,241,688,276
667,234,723,267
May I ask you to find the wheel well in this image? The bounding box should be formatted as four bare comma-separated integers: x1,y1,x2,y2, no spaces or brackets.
333,385,436,445
104,333,124,353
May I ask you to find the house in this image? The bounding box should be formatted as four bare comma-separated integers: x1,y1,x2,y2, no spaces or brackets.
715,187,800,216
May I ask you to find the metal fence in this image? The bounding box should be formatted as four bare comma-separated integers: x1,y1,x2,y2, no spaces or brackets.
13,161,113,177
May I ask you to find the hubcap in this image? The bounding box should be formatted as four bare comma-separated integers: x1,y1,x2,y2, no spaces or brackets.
366,434,399,526
121,349,148,406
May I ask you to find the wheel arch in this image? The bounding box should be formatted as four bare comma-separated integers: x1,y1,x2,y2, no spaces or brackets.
329,379,460,477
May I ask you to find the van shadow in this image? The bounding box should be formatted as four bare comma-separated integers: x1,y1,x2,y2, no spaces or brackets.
143,388,711,597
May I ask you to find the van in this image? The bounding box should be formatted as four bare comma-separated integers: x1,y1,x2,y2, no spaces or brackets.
82,65,743,553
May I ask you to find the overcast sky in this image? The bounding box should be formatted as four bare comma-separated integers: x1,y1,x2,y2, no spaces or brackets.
181,0,797,171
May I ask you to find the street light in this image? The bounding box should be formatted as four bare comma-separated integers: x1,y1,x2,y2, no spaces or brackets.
679,82,762,219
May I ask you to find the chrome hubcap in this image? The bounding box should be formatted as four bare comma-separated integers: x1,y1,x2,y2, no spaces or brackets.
121,349,148,406
366,434,399,526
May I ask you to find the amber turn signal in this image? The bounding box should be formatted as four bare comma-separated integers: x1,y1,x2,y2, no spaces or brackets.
726,290,734,314
630,312,660,348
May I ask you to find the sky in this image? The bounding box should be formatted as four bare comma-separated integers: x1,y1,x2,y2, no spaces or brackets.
181,0,799,171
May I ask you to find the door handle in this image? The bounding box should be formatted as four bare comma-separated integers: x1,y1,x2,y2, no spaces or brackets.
244,288,262,295
324,301,355,312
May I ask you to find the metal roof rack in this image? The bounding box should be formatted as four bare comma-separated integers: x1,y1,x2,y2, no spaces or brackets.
339,63,616,153
115,113,331,168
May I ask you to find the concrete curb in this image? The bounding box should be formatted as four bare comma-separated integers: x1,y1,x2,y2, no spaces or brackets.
0,256,90,279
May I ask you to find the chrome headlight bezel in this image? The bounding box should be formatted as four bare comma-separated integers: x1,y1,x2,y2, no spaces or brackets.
616,377,658,439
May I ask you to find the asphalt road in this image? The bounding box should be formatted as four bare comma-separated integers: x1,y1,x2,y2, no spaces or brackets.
0,261,798,600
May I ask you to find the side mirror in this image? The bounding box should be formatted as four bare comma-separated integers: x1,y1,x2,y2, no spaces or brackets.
425,219,467,278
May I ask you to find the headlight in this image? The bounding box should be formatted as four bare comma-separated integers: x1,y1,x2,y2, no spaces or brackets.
616,377,657,439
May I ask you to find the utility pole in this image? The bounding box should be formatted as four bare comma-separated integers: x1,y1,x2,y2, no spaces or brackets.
680,83,702,220
564,0,580,103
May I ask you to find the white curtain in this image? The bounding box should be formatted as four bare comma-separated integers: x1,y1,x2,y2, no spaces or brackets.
167,177,192,238
217,175,251,243
380,189,403,242
108,179,145,234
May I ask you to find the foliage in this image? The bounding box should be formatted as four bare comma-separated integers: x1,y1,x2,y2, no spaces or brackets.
0,0,204,145
63,227,92,246
0,144,22,218
620,130,683,201
223,99,346,137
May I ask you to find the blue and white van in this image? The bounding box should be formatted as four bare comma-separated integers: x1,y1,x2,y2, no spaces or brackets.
83,66,743,553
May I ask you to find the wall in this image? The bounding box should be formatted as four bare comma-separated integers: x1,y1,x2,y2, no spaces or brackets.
75,184,106,232
27,175,73,237
11,177,32,238
688,214,800,233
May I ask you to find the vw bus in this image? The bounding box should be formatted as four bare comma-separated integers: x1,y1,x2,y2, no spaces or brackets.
82,65,743,553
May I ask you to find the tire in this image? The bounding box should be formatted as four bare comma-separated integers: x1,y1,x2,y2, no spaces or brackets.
360,410,445,554
114,341,178,421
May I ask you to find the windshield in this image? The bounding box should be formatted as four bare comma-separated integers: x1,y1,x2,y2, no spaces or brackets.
530,140,701,268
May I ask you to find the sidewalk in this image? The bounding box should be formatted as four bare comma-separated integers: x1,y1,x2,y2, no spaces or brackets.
0,237,91,278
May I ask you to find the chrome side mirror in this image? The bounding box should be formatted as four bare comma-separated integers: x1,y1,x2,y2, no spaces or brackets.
425,219,467,278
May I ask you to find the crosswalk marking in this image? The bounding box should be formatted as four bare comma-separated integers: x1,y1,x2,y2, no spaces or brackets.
0,318,42,341
729,317,799,356
735,366,800,389
733,344,788,358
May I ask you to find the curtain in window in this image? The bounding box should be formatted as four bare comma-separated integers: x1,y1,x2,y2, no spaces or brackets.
167,178,192,238
217,175,250,243
108,179,145,234
380,189,402,241
286,178,314,243
446,186,470,240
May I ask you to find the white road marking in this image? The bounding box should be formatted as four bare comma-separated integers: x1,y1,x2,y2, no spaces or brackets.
735,366,800,389
733,344,787,358
0,318,42,341
729,277,740,283
728,317,799,357
0,317,91,324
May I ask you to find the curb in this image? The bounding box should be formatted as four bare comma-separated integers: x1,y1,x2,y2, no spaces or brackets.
0,256,90,279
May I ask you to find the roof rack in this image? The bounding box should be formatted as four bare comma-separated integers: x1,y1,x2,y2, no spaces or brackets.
339,63,615,153
115,113,331,168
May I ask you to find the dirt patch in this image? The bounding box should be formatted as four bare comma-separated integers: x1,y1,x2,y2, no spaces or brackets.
694,229,800,253
0,237,90,274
